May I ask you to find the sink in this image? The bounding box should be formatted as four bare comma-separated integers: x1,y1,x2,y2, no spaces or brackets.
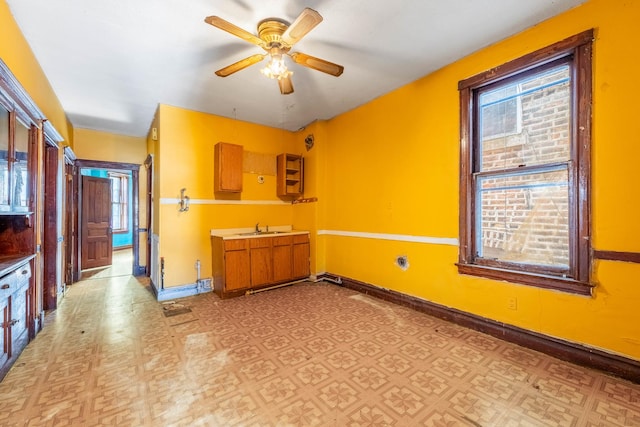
238,231,285,236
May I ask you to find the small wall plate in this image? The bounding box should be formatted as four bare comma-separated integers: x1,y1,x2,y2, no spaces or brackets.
257,175,265,184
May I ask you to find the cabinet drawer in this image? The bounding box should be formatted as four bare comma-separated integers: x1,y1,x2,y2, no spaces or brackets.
0,272,17,301
0,263,30,301
14,263,31,286
249,237,271,249
224,239,247,251
272,236,293,246
293,234,309,244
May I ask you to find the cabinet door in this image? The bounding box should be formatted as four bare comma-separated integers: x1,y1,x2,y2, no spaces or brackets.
10,285,28,355
250,241,273,287
214,142,243,193
12,119,30,211
225,249,250,291
292,243,310,278
273,244,292,282
0,106,9,210
0,297,9,367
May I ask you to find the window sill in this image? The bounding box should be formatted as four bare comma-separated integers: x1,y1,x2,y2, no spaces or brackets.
457,263,593,296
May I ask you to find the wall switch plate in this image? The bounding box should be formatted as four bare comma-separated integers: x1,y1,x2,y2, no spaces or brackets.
507,297,518,310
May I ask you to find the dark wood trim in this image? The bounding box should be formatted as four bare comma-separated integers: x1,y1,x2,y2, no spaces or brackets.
594,250,640,264
457,264,592,296
575,38,593,282
323,273,640,384
131,169,140,275
74,159,142,279
144,154,153,278
42,143,59,310
458,29,594,90
75,159,140,171
457,30,594,293
458,87,472,266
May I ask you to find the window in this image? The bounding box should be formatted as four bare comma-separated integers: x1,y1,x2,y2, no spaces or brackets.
109,172,129,233
457,30,593,295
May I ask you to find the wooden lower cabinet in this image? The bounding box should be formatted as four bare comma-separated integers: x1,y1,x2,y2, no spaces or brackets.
0,259,32,380
272,236,293,282
292,234,310,278
225,250,250,291
249,238,272,287
212,232,310,299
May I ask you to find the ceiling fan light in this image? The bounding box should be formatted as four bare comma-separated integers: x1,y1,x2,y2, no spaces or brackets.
260,54,292,80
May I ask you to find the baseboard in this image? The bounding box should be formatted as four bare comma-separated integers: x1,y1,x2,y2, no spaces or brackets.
319,273,640,384
150,278,212,302
133,265,147,276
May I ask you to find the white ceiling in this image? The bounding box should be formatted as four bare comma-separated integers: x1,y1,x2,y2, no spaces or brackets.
6,0,586,138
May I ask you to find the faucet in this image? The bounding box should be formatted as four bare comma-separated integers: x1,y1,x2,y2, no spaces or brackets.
255,222,260,233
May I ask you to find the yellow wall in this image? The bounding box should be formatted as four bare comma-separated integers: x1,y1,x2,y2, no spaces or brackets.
73,128,147,164
318,0,640,360
0,0,70,142
156,105,299,287
73,128,149,265
292,120,330,275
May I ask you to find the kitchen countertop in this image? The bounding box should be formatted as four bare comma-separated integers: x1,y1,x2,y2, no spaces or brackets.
210,226,309,240
0,254,35,278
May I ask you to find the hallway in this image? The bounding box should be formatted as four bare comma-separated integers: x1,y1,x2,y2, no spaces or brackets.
1,273,639,426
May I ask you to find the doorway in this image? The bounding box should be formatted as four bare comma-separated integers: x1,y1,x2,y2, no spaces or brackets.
74,159,143,280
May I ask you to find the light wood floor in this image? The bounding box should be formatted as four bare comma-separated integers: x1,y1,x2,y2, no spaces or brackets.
1,269,639,425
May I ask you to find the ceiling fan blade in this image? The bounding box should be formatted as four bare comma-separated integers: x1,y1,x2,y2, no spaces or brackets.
205,16,265,47
290,52,344,77
281,8,323,46
215,54,266,77
278,75,294,94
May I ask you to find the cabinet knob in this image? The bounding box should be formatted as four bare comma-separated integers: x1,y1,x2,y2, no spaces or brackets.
21,270,28,275
1,284,9,290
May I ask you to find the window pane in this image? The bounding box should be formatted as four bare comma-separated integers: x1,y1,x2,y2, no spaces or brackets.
476,167,569,268
13,119,29,209
111,176,121,200
112,204,122,230
480,65,571,172
0,106,8,207
480,85,519,139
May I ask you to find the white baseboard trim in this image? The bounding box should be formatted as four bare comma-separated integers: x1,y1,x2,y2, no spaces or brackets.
150,278,213,301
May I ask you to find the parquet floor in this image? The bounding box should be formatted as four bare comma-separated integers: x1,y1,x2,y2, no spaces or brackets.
1,261,639,426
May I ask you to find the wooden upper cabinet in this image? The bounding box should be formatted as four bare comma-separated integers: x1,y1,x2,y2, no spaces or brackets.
0,107,33,213
276,153,303,197
214,142,243,193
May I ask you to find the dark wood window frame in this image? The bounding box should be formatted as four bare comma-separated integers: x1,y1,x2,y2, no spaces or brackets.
457,30,594,296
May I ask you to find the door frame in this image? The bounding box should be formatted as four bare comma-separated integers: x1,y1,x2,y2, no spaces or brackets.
144,154,153,278
42,141,59,310
64,147,77,284
74,159,142,279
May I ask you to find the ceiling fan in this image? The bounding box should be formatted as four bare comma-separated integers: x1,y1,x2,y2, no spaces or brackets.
205,8,344,95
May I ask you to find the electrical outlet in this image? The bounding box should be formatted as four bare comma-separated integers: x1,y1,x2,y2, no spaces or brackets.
507,297,518,311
